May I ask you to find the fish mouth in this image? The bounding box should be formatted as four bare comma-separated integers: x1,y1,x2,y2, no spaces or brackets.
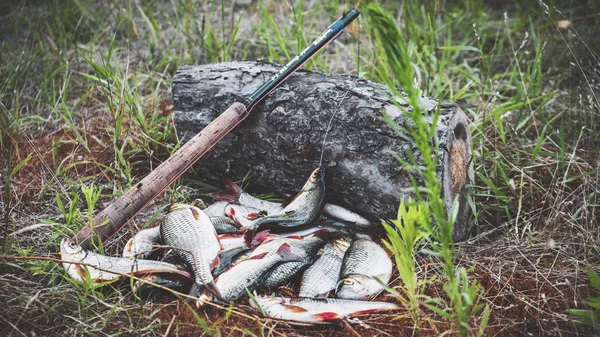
333,239,350,251
311,166,325,181
169,203,188,212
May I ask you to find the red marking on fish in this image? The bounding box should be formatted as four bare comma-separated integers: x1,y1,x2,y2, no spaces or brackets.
284,304,308,313
287,235,303,240
74,265,88,279
353,308,383,315
209,179,242,203
277,243,301,261
249,252,268,260
210,256,220,270
251,230,272,246
313,312,340,322
312,229,331,240
190,207,201,220
246,212,259,220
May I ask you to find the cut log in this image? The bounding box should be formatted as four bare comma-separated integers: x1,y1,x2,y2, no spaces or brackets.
173,61,474,241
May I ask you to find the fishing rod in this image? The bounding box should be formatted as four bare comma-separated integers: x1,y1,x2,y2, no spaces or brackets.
74,8,361,249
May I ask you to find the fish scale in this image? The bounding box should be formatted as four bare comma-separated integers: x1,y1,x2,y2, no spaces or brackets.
214,243,299,302
253,231,331,287
245,167,326,231
160,204,221,299
122,226,161,259
336,237,393,300
339,238,389,279
299,240,348,298
261,261,309,287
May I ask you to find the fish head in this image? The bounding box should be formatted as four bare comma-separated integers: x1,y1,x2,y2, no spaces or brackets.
335,274,382,300
60,238,84,260
60,238,90,282
168,203,213,228
333,237,351,252
301,166,326,192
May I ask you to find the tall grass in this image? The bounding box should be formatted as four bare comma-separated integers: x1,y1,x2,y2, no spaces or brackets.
365,4,488,335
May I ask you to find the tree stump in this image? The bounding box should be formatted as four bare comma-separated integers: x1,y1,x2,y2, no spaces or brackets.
173,61,474,241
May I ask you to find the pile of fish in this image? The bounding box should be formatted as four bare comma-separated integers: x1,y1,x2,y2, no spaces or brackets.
60,166,400,324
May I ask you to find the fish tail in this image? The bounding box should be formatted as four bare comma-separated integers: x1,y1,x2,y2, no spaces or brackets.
205,280,225,302
209,179,242,203
276,243,302,262
186,282,205,303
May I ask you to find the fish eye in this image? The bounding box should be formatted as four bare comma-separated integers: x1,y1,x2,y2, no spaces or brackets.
69,240,77,249
343,279,354,285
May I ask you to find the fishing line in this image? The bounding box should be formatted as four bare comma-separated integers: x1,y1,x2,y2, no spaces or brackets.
318,14,361,167
318,88,351,167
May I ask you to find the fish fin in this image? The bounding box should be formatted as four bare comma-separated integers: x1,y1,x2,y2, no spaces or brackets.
284,304,309,313
282,190,303,207
246,212,259,220
209,179,242,203
186,282,205,303
313,312,340,322
276,243,301,261
249,252,268,260
244,227,257,245
312,229,334,240
243,230,255,247
315,291,330,298
204,281,225,302
251,230,271,246
353,307,397,315
210,256,220,270
190,206,201,220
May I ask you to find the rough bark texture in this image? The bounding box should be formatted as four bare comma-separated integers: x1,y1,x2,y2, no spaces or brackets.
173,61,474,241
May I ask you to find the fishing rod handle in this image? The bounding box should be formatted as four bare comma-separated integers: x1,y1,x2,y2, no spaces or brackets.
73,102,248,249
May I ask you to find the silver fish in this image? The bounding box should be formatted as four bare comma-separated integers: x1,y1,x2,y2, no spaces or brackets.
250,229,333,259
160,203,222,299
213,246,251,276
321,203,371,228
122,226,161,259
210,216,242,234
218,232,250,251
251,223,353,246
253,230,333,287
60,238,191,282
250,295,400,324
211,179,285,215
201,200,230,217
214,243,300,302
299,238,350,298
225,204,264,228
247,167,326,231
336,237,393,300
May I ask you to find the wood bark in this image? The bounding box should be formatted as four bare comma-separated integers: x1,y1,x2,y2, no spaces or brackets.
173,61,474,241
